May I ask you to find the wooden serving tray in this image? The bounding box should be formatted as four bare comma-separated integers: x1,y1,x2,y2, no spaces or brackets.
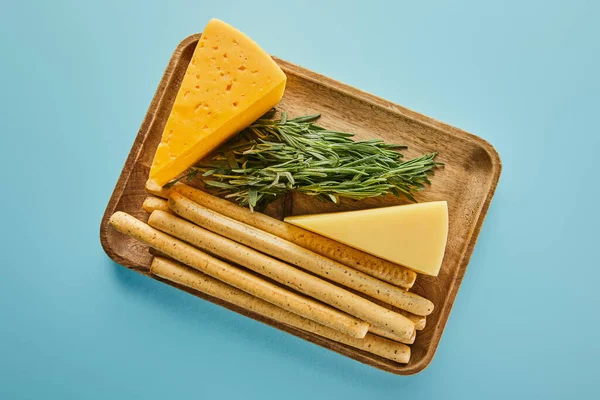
100,34,501,375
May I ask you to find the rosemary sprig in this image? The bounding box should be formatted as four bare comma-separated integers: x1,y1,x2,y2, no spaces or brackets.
166,112,443,211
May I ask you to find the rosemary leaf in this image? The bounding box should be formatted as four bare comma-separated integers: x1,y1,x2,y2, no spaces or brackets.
168,112,443,209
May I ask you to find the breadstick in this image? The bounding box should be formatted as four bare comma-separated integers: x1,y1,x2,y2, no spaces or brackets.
169,193,433,316
149,210,415,340
344,286,428,331
144,193,427,331
399,311,426,331
150,256,410,363
145,180,416,289
142,197,171,214
369,326,416,345
146,179,171,198
109,212,368,338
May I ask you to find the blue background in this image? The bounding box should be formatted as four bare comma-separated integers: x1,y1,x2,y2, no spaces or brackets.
1,0,598,398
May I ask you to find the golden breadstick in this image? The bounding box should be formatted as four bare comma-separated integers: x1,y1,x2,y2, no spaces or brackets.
143,187,427,331
149,210,414,340
399,311,426,331
145,180,416,289
370,326,416,345
109,212,368,338
146,180,171,198
150,256,410,363
142,197,171,214
344,286,428,331
169,193,433,316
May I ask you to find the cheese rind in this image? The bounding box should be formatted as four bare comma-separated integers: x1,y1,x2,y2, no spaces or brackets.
284,201,449,276
149,19,287,186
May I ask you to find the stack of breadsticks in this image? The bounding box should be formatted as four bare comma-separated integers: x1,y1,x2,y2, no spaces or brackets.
108,181,434,364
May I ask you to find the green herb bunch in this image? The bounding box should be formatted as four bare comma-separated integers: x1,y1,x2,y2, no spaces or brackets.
167,112,442,211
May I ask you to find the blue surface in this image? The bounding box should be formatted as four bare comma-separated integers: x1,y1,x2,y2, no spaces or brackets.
1,0,598,398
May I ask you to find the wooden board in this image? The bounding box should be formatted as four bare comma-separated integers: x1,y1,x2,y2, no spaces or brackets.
100,34,501,375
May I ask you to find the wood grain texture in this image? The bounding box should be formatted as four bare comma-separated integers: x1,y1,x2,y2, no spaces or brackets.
99,34,501,375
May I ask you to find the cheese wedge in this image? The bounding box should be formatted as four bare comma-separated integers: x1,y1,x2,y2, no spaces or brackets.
149,19,287,186
284,201,448,276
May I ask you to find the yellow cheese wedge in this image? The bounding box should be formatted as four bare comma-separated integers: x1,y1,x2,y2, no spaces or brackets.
284,201,448,276
149,19,287,186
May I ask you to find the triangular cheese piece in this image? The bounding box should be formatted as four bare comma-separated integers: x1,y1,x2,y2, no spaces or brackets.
284,201,448,276
149,19,287,186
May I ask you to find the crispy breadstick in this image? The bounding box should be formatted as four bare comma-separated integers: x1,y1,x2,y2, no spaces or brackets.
344,286,428,331
370,326,416,345
109,212,368,338
399,311,426,331
142,190,426,330
142,197,171,214
149,210,415,340
168,193,433,316
145,180,416,289
146,180,171,198
150,256,410,363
